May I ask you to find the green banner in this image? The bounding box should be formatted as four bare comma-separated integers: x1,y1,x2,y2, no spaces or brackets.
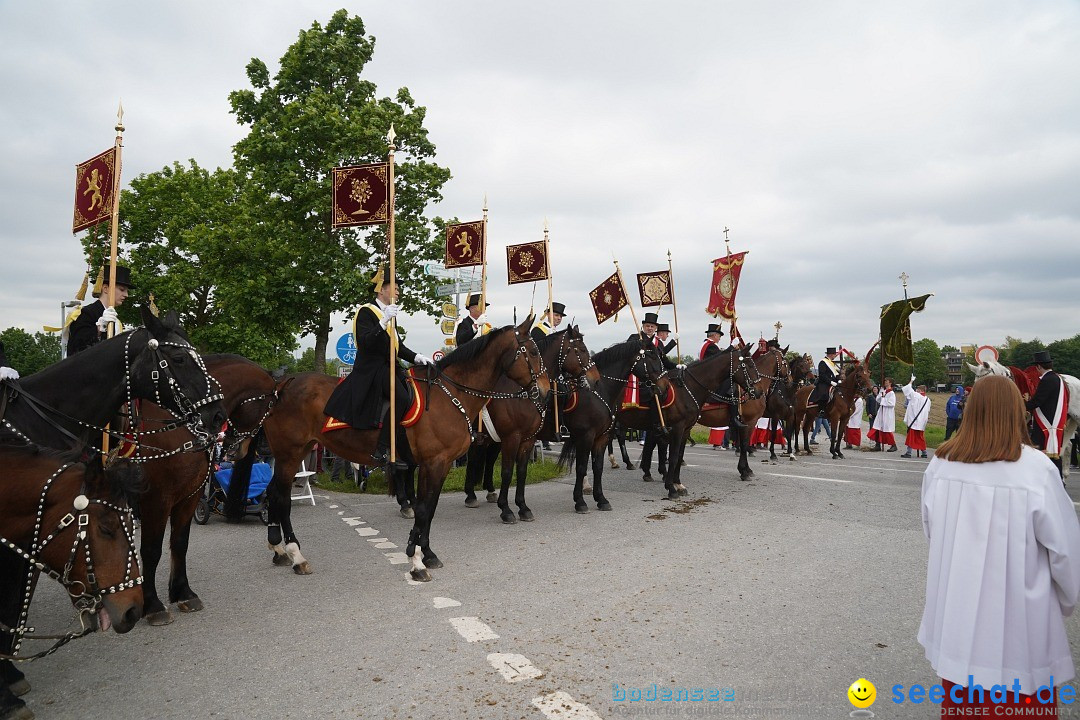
880,294,931,366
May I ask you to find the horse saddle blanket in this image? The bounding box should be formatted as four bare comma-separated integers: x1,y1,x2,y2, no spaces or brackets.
621,376,675,411
322,370,424,433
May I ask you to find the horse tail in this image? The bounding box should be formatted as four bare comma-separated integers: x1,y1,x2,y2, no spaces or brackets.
558,438,576,471
224,431,259,521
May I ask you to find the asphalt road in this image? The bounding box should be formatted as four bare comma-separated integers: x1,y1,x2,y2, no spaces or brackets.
16,441,1080,720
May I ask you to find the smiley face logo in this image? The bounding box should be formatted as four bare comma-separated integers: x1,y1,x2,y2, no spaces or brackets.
847,678,876,708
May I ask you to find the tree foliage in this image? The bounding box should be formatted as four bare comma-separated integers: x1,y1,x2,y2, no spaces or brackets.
0,328,61,375
1047,334,1080,378
912,338,949,387
228,10,451,371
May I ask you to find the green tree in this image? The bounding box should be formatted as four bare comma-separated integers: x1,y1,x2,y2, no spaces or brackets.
1000,337,1046,369
115,160,299,365
0,328,61,375
912,338,949,387
229,10,451,372
1047,334,1080,378
941,345,958,353
866,346,907,387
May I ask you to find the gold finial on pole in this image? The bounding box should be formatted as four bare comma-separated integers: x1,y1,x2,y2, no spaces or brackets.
773,321,782,340
723,226,731,256
481,193,488,315
899,271,909,300
387,124,399,464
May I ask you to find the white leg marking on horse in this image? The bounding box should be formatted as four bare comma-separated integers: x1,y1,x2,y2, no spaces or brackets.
532,691,602,719
285,542,306,567
270,542,287,556
487,653,543,683
385,552,410,565
342,517,365,526
448,617,499,642
409,546,427,573
433,597,461,609
355,527,379,536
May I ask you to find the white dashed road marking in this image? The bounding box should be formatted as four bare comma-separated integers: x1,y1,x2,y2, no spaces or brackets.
448,616,499,642
433,597,461,609
532,691,604,719
384,552,409,565
355,527,379,536
342,517,366,526
764,472,853,484
487,653,543,683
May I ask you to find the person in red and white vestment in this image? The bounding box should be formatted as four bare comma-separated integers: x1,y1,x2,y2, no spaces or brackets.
901,376,932,459
1025,350,1070,479
868,378,898,451
844,395,863,449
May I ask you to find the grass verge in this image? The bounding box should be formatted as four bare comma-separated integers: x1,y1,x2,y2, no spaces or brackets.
311,455,569,495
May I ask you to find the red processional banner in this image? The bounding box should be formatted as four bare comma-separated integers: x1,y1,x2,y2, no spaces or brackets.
331,163,391,228
589,272,628,325
445,221,485,268
506,241,549,285
706,251,748,320
73,148,117,233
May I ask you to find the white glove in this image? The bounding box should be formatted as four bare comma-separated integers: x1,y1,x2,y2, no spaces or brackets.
669,332,679,341
676,363,687,370
910,374,917,384
379,304,400,329
96,306,119,332
831,380,838,387
474,314,489,327
0,366,19,381
413,354,432,366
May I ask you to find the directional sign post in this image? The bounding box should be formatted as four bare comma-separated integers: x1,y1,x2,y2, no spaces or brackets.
335,333,356,365
437,280,482,297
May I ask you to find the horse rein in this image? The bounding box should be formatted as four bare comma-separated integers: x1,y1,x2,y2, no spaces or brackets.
678,347,761,413
0,464,142,661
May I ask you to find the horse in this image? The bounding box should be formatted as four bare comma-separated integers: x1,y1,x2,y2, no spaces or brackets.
792,361,873,459
0,447,144,720
463,326,601,523
969,359,1080,477
605,420,635,470
224,318,549,582
764,352,813,462
133,354,278,626
554,336,674,513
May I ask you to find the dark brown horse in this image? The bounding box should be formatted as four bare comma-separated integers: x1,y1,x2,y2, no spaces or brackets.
463,326,601,523
763,351,813,461
555,336,674,513
792,361,873,459
225,318,549,582
134,354,278,625
0,448,144,720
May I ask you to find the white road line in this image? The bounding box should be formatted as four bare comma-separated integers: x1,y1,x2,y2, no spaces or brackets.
328,504,338,509
375,542,397,549
355,527,379,536
342,517,366,526
433,597,461,609
532,691,603,719
487,653,543,683
384,552,410,565
764,472,853,484
365,537,389,543
448,616,499,642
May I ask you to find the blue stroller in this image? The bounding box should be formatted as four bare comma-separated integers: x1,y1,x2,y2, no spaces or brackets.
194,462,273,525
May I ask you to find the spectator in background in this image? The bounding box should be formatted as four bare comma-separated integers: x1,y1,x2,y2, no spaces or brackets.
809,414,832,445
918,375,1080,714
944,386,965,441
865,385,879,430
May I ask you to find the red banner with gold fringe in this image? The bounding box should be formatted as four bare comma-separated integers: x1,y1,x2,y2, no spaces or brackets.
445,221,485,268
73,148,117,233
589,271,627,324
506,241,549,285
707,252,747,320
331,163,390,228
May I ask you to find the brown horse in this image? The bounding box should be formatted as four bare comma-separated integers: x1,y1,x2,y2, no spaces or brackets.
464,326,601,523
225,318,550,582
763,352,813,461
134,354,278,626
0,447,144,719
792,361,872,459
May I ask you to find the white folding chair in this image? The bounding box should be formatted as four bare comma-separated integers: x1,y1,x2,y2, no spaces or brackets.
292,460,316,506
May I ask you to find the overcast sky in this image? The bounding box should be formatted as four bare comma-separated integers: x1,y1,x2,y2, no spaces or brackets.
2,0,1078,362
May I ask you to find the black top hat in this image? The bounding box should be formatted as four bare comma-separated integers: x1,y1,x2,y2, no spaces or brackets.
466,293,487,308
706,323,723,335
1031,350,1053,367
642,312,659,325
826,347,837,355
656,323,670,333
93,264,135,297
371,266,399,292
550,302,566,316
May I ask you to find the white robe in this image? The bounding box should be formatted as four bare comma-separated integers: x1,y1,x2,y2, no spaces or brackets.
919,446,1080,693
847,397,863,430
871,389,895,433
901,382,931,432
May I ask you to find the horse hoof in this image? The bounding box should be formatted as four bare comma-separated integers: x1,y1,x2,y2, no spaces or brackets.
8,678,30,697
501,513,517,524
271,552,291,566
597,501,613,511
293,561,313,575
625,462,635,470
400,506,415,519
146,610,174,626
518,509,535,522
666,490,679,500
424,557,444,570
836,452,845,459
464,497,479,508
575,503,589,514
1,704,33,720
486,492,498,503
410,568,432,582
582,484,592,494
677,487,688,496
642,473,653,482
177,597,204,613
609,460,619,469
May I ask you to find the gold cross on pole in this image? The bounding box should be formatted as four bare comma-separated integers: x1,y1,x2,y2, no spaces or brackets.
899,271,909,300
773,321,782,339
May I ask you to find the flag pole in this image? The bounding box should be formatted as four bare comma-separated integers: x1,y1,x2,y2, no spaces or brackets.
387,124,398,464
102,101,125,459
481,194,488,315
544,219,559,438
667,249,681,359
615,258,665,428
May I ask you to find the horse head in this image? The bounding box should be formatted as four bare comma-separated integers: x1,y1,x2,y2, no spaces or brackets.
126,307,227,444
635,336,672,398
732,342,762,397
968,359,1010,380
846,361,873,395
508,315,551,402
789,352,813,383
555,325,601,390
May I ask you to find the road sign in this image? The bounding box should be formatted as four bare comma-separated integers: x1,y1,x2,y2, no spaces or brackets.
440,318,456,335
436,280,482,297
444,338,455,347
432,350,445,363
441,302,459,319
335,333,356,364
423,262,459,280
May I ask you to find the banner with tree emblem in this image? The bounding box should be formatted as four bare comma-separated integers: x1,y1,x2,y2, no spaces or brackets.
506,241,549,285
445,220,485,268
706,251,748,319
331,162,390,228
589,271,627,324
72,148,117,233
636,270,672,307
880,293,932,365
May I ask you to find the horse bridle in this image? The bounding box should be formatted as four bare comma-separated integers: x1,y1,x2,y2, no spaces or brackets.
0,463,141,661
555,332,596,391
679,347,760,412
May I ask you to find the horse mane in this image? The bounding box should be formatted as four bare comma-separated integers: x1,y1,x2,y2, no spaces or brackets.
534,329,568,353
437,326,512,370
592,340,645,367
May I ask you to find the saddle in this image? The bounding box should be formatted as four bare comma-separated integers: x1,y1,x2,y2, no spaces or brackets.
322,370,424,433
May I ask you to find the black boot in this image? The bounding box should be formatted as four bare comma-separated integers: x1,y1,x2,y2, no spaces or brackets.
728,403,746,431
